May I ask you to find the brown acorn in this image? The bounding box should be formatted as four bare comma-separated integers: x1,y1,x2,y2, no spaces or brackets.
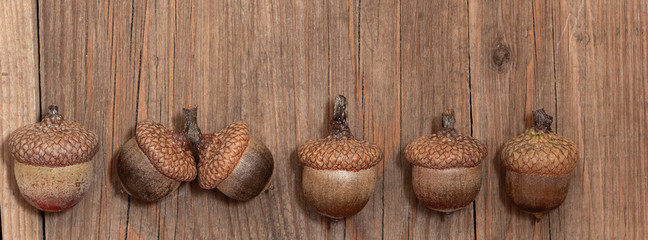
501,108,578,218
297,95,383,219
117,120,197,202
404,109,487,212
182,107,274,201
8,105,99,212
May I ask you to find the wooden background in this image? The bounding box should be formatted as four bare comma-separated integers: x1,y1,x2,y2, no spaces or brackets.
1,0,646,239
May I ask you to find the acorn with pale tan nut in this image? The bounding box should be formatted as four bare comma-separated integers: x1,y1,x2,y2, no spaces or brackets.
9,105,99,212
182,107,274,201
404,109,487,212
117,120,197,202
298,95,383,219
501,108,578,218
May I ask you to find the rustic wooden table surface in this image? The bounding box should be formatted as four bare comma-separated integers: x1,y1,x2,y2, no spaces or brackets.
1,0,646,239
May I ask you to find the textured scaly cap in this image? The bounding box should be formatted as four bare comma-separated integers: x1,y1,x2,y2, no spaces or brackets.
298,95,382,171
9,105,99,167
196,121,251,189
502,109,578,176
136,120,197,182
404,109,487,169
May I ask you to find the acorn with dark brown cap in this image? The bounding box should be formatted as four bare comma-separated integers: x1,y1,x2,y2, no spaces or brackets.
117,120,197,202
298,95,383,219
404,109,487,212
9,105,99,212
182,107,274,201
501,108,578,218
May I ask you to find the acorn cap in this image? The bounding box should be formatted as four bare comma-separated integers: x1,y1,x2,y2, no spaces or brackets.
298,95,382,171
404,109,487,169
136,120,197,182
298,136,382,171
197,121,251,189
502,109,578,176
9,105,99,167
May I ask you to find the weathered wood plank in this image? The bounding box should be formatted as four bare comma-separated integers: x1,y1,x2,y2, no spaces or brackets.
125,0,351,239
291,0,359,239
289,0,361,239
37,0,134,239
470,0,556,239
21,0,648,239
189,0,294,238
357,0,401,239
126,0,187,239
400,0,473,239
551,0,648,239
323,0,363,238
0,0,41,239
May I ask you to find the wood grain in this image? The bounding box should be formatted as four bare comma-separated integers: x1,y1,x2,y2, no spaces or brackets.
357,0,400,239
0,0,41,239
291,0,338,239
401,0,473,239
552,0,648,239
3,0,648,239
470,0,555,239
38,0,134,239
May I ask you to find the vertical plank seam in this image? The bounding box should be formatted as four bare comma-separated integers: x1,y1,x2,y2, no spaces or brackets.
104,1,119,238
115,77,128,240
358,0,364,136
466,0,477,238
35,0,43,118
548,0,559,237
171,1,178,238
122,0,139,239
325,0,333,238
134,0,144,130
397,0,408,237
549,0,559,134
173,195,178,240
35,0,45,238
327,0,331,102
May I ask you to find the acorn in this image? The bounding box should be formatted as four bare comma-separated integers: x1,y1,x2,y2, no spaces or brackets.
501,108,578,218
297,95,383,219
8,105,99,212
182,107,274,201
404,109,487,212
117,119,197,202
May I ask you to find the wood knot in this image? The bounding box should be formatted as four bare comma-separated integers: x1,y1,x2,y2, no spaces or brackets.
492,43,510,71
575,33,590,46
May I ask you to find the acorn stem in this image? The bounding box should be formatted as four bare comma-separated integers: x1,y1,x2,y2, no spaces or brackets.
441,109,456,129
330,95,352,137
48,105,59,116
532,108,553,132
44,105,63,122
183,106,203,148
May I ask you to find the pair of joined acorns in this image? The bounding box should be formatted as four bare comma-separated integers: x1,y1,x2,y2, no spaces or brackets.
8,95,577,219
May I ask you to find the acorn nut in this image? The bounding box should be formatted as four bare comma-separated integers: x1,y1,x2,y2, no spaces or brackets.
298,95,383,219
8,105,99,212
404,109,487,212
117,120,197,202
183,107,275,201
501,108,578,218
